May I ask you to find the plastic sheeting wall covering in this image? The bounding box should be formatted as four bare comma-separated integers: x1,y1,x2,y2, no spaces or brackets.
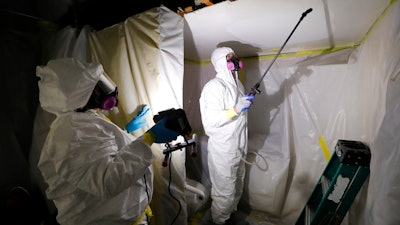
183,1,400,225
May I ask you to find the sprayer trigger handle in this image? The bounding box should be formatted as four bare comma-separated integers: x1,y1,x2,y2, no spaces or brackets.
249,87,261,96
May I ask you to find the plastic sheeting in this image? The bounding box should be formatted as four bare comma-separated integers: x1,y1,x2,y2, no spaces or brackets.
30,5,190,225
86,7,187,224
183,2,400,225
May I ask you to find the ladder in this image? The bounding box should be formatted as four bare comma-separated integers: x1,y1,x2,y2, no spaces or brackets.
295,139,371,225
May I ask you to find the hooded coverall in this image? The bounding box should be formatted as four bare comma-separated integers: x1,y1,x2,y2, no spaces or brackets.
36,58,154,225
199,47,248,224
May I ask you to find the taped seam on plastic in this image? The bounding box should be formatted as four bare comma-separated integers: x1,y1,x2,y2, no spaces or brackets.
391,68,400,81
192,129,205,135
239,68,245,83
184,59,211,66
184,46,357,65
256,46,358,61
359,0,398,45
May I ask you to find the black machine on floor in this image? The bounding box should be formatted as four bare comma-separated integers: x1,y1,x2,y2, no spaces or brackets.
153,108,197,167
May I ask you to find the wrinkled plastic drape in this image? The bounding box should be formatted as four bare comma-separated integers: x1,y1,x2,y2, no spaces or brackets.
88,7,187,224
184,2,400,225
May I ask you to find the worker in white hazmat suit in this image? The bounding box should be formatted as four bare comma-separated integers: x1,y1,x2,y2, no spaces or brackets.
199,47,254,225
36,58,180,225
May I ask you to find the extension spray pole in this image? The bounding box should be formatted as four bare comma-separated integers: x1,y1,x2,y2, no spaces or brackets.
248,8,313,96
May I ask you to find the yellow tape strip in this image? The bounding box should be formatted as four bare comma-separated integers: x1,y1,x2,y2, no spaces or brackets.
132,205,153,225
359,0,398,45
318,136,331,161
184,45,357,65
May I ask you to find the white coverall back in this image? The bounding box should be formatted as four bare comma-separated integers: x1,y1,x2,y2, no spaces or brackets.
36,58,154,225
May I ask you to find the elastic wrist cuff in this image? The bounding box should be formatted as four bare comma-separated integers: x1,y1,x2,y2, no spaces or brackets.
143,132,155,145
226,108,237,119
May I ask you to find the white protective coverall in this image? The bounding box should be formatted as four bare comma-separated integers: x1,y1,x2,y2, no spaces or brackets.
36,58,154,225
199,47,248,224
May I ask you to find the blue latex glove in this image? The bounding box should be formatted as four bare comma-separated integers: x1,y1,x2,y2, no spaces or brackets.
125,105,150,133
148,117,179,143
235,94,255,113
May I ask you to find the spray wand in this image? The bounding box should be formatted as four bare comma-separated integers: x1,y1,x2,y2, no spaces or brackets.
248,8,313,96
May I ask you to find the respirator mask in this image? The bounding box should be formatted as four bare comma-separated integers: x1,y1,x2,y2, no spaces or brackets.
227,55,243,71
97,73,118,110
77,73,118,112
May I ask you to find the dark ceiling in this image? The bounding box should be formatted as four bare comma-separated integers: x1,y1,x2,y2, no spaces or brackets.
1,0,225,33
57,0,174,30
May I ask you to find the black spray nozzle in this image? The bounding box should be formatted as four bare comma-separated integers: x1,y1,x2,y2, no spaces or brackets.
302,8,313,18
248,7,312,98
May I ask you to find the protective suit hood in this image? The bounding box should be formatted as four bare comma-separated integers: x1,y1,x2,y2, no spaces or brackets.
211,47,237,86
36,58,104,115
